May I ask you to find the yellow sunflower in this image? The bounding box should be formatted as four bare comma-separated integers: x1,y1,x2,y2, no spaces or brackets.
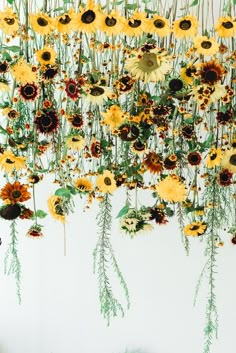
205,147,222,168
10,58,38,84
0,151,26,173
180,62,197,85
99,10,124,36
66,135,85,151
145,15,171,37
193,36,219,56
156,175,186,202
101,105,126,129
36,46,57,65
74,177,93,193
75,1,102,34
29,12,54,35
183,221,207,236
96,170,117,194
0,7,19,35
125,47,172,83
48,195,65,223
123,11,149,37
85,84,112,105
0,79,10,92
221,148,236,173
173,15,199,39
55,8,77,33
215,16,236,37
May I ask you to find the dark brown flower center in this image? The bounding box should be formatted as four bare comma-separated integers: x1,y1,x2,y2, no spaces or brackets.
222,21,233,29
201,40,212,49
0,63,8,72
42,51,51,61
59,15,71,25
12,190,21,198
4,17,15,25
190,225,200,231
105,16,117,27
204,69,218,82
179,20,191,30
210,153,217,160
37,17,48,27
68,83,76,94
229,154,236,166
128,19,141,28
6,158,14,164
72,115,83,127
169,79,183,92
81,10,96,24
23,85,35,96
41,115,52,127
220,173,230,182
153,19,165,28
90,86,105,96
104,177,112,185
133,140,145,151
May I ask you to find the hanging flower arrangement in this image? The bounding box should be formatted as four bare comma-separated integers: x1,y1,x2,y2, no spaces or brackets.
0,0,236,351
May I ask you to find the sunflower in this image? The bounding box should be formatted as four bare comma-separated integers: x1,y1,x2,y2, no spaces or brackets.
27,224,43,238
218,169,233,186
205,147,222,168
0,7,19,35
99,10,124,36
215,16,236,37
85,84,111,105
118,123,139,141
221,148,236,173
7,109,20,121
145,15,171,37
0,151,26,172
187,151,202,166
74,177,93,193
67,114,83,129
29,12,54,35
193,36,219,56
11,58,37,84
18,82,40,101
199,60,225,85
75,1,102,34
65,79,79,100
123,11,149,37
0,61,9,73
48,195,66,223
156,175,186,202
182,125,194,140
180,63,197,85
149,207,168,225
113,75,135,95
125,47,171,83
55,8,77,33
90,140,102,158
101,105,126,129
36,46,57,66
163,154,177,170
0,204,21,220
66,135,85,150
0,181,31,204
168,78,184,92
42,65,59,80
143,151,163,174
131,140,146,154
183,221,207,236
34,109,59,134
173,15,199,39
96,170,117,194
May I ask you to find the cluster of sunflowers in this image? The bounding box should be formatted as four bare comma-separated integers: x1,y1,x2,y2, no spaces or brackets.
0,0,236,347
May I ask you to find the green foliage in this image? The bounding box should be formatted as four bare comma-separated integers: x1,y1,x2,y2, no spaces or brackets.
93,195,130,324
55,187,71,198
4,221,21,304
31,209,48,219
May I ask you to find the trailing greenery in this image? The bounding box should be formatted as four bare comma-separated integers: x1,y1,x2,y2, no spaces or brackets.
93,194,130,324
4,220,21,304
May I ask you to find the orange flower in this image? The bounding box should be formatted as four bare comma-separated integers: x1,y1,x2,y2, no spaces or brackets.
0,182,31,204
143,151,163,173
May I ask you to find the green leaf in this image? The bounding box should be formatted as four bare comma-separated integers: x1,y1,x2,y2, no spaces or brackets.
116,205,129,218
55,188,71,198
32,210,48,219
3,45,21,52
234,0,236,4
114,0,124,4
66,185,77,195
190,0,198,6
125,3,138,10
2,51,12,61
7,0,14,4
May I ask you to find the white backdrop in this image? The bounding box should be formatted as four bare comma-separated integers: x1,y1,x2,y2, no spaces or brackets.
0,178,236,353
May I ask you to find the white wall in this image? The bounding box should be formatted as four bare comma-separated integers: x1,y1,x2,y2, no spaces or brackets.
0,179,236,353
